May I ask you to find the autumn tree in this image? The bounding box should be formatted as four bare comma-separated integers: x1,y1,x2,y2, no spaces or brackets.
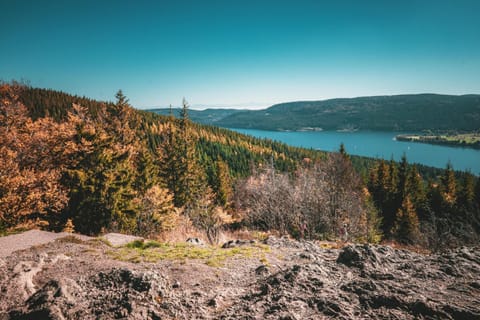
0,84,83,230
135,185,178,237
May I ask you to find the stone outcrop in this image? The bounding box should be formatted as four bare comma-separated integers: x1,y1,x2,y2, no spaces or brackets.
0,234,478,319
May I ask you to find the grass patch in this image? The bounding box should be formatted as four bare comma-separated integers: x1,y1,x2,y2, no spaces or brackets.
56,235,86,244
89,237,113,247
108,240,270,267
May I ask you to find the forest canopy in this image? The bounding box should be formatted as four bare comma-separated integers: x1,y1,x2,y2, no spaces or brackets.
1,83,479,249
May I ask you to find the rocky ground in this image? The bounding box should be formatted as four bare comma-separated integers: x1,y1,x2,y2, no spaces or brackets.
0,232,479,319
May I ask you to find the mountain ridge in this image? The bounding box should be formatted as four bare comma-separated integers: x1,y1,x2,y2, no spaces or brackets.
148,93,480,132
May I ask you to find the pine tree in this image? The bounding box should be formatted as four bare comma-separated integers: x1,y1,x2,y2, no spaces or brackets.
114,89,129,108
441,162,457,205
134,148,159,191
388,158,398,196
339,143,349,160
179,115,207,211
458,172,475,207
158,117,179,204
212,158,233,207
475,178,480,209
397,153,409,199
407,165,428,220
66,93,140,235
158,99,206,209
369,160,398,236
394,196,420,244
455,172,478,231
364,192,383,243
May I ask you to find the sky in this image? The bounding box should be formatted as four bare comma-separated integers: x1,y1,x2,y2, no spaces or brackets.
1,0,480,109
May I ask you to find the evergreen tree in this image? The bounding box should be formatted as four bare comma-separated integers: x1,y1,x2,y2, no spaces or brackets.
456,172,478,231
115,89,129,108
441,162,457,205
158,99,206,209
158,117,180,204
407,165,428,220
397,153,409,199
475,178,480,209
67,128,138,234
394,196,420,244
339,143,349,160
66,95,140,234
388,158,398,196
365,193,383,243
134,148,159,191
458,171,475,207
369,160,397,235
212,158,233,207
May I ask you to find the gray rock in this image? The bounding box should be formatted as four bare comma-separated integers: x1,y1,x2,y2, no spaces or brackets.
221,239,256,248
186,237,205,246
9,268,170,320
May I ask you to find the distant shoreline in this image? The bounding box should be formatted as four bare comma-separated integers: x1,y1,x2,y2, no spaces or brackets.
396,134,480,150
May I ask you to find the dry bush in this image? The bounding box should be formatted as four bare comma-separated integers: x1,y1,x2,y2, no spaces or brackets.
235,154,373,241
187,190,235,244
235,166,298,235
221,228,271,241
154,214,205,243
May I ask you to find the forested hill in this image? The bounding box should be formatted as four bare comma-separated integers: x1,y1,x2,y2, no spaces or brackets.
150,94,480,132
2,83,479,249
1,83,325,236
16,86,460,181
16,86,323,177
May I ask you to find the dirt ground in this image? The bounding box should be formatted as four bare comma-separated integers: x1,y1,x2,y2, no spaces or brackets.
0,231,479,319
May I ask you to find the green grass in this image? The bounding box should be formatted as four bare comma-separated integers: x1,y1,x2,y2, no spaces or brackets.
0,227,31,237
108,240,271,267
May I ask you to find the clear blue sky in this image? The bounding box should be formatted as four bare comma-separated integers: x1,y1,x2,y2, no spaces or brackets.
1,0,479,109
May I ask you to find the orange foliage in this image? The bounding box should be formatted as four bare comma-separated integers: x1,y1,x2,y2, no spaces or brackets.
0,85,86,228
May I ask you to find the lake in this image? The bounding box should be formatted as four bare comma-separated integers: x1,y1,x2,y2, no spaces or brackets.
231,129,480,175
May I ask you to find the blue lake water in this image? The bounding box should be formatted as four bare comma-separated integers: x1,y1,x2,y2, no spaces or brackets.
231,129,480,175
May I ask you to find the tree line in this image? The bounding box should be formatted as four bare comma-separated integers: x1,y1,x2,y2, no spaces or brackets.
1,82,479,249
1,83,322,242
368,156,480,248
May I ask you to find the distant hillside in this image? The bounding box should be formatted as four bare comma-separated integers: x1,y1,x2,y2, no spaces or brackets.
154,94,480,132
148,108,242,126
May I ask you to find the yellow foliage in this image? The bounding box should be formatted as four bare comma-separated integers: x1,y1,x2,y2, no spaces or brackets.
62,219,75,233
